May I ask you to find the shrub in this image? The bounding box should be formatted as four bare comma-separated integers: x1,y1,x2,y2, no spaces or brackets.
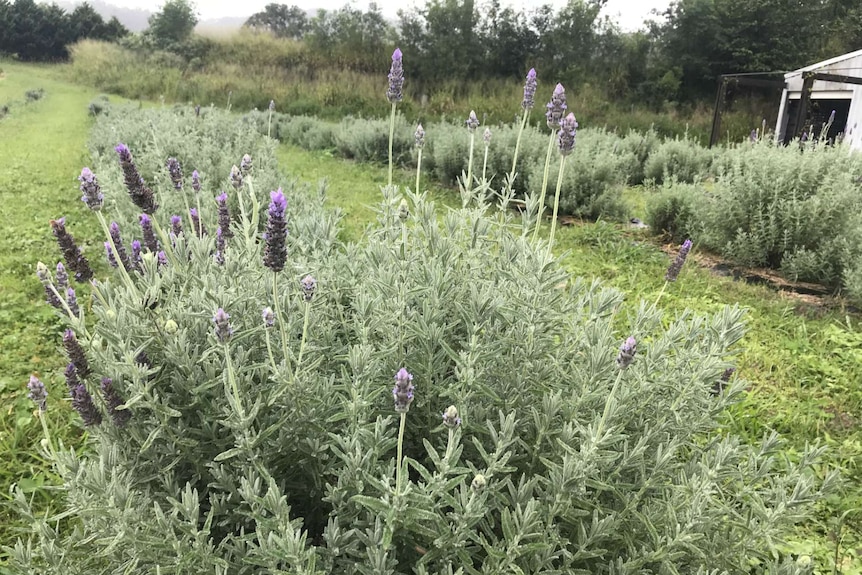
6,107,833,574
700,139,862,285
87,94,111,116
620,127,661,185
334,115,414,165
25,88,45,102
645,182,704,242
644,136,714,184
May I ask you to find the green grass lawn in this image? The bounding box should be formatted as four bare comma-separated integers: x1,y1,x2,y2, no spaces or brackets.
0,60,98,548
1,61,859,572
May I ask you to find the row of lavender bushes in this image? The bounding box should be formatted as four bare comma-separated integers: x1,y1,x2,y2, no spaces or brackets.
7,54,835,572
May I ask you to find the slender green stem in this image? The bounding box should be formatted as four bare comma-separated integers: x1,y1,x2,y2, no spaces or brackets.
247,175,260,236
48,283,78,322
265,329,278,373
508,110,529,186
395,412,407,493
465,133,476,194
267,110,273,139
595,369,625,440
294,300,311,380
547,155,568,255
444,427,454,463
481,144,489,185
224,342,244,418
38,411,54,457
180,191,193,235
151,218,180,268
236,183,250,249
273,272,291,373
532,132,557,242
387,102,397,188
652,281,669,309
96,212,137,296
415,148,423,193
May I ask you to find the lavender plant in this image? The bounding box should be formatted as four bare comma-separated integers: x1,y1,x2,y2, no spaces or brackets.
533,82,567,242
7,95,834,575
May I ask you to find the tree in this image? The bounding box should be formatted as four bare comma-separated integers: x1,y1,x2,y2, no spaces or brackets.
147,0,198,46
245,3,308,39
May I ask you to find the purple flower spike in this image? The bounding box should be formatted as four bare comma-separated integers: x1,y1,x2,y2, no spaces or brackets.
105,242,118,268
166,157,183,190
466,110,479,132
139,213,160,253
393,367,415,413
216,192,233,239
71,383,102,426
749,129,758,143
230,165,243,190
36,262,62,310
79,167,103,211
101,378,130,427
263,188,288,272
66,287,80,317
546,83,567,130
665,239,693,282
157,251,168,268
712,367,736,395
191,170,201,193
55,263,68,291
64,362,79,392
51,218,93,282
27,375,48,412
131,240,142,271
109,222,132,270
115,143,158,214
387,48,403,103
63,329,90,377
240,154,253,175
442,405,461,428
189,208,207,238
483,128,492,146
262,307,274,328
558,113,578,157
415,124,425,149
213,308,233,343
214,227,225,265
301,274,317,301
522,68,537,110
616,336,637,370
170,215,183,237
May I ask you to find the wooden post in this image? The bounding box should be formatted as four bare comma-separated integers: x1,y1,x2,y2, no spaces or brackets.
709,76,727,148
795,74,814,138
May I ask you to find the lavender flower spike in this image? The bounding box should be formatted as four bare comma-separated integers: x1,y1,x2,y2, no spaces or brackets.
36,262,62,309
191,170,201,193
139,213,160,253
301,274,317,301
558,112,578,156
414,124,425,149
522,68,537,110
483,128,492,146
170,215,183,237
240,154,253,175
393,368,415,413
214,227,225,265
166,157,183,190
79,167,103,211
105,242,118,268
71,383,102,426
27,375,48,412
131,240,142,270
55,262,68,290
665,239,693,282
262,307,275,328
546,83,567,129
109,222,132,270
51,218,93,282
115,143,158,214
230,165,243,190
64,362,79,392
616,336,637,370
387,48,404,103
263,188,288,272
66,288,80,317
213,308,233,343
216,192,233,239
442,405,461,428
63,329,91,377
466,110,479,132
189,208,207,237
269,99,276,112
101,377,131,427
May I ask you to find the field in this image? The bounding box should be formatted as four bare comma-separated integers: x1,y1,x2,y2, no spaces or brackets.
1,59,860,572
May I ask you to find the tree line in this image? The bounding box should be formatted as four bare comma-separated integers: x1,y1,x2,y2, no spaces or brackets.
0,0,127,61
245,0,862,102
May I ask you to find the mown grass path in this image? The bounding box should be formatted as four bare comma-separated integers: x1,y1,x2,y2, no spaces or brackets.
0,61,97,546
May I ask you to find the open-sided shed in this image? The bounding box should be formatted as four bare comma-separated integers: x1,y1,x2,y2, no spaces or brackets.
775,49,862,150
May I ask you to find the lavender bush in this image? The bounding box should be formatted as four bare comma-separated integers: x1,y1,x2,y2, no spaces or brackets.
7,89,835,575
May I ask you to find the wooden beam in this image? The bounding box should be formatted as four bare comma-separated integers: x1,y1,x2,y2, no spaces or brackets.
709,76,728,148
794,74,815,138
727,77,787,90
810,72,862,86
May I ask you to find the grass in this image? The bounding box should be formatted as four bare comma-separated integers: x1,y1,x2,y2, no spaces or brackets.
0,60,99,549
1,60,859,572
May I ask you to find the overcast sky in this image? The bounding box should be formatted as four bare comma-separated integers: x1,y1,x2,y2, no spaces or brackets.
113,0,671,31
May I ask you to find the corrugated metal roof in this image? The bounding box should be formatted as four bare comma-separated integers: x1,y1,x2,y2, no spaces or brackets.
785,49,862,79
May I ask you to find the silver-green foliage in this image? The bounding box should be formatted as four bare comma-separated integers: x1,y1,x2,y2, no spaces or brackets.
643,136,714,185
6,108,834,574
